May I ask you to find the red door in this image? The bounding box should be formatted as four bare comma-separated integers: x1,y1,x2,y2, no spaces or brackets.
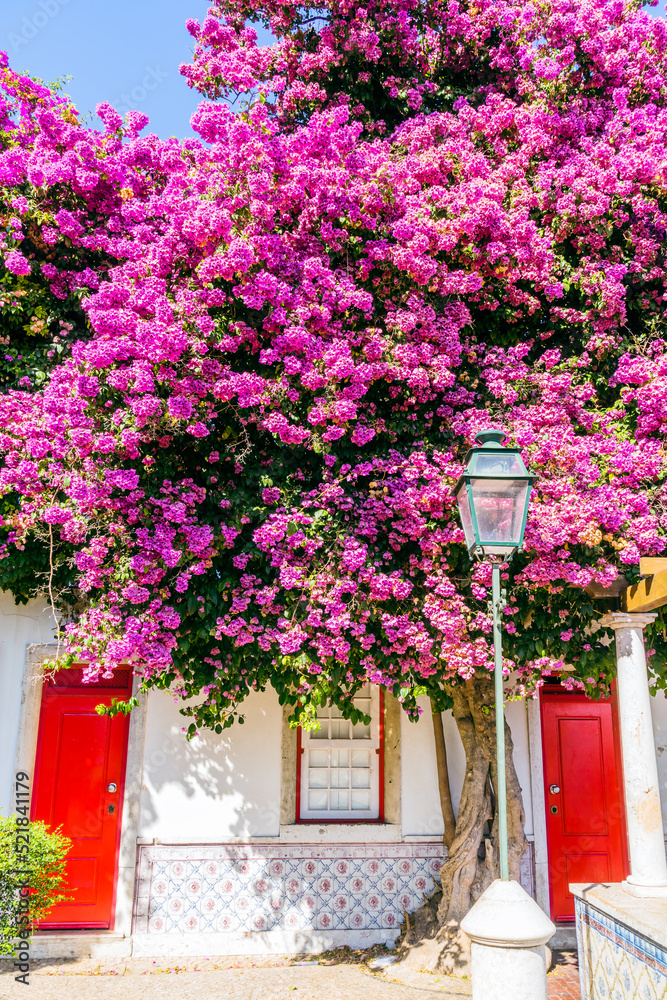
541,691,627,922
31,670,131,929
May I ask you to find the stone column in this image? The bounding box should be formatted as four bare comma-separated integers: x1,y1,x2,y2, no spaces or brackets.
600,611,667,896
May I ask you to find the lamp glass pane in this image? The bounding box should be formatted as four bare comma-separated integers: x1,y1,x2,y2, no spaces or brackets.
455,482,476,550
468,478,529,553
470,452,525,476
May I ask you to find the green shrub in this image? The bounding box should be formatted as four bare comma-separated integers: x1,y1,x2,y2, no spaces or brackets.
0,815,72,954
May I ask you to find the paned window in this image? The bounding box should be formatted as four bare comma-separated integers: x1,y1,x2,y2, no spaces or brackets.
297,685,382,821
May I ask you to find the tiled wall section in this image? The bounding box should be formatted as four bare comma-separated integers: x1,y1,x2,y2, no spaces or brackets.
134,841,536,938
575,898,667,1000
134,843,443,936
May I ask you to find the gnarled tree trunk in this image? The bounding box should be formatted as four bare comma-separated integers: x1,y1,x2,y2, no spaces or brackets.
400,675,527,976
431,700,456,850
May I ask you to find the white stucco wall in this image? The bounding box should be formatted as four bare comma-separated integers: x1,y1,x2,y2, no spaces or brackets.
506,699,534,837
138,688,283,841
399,695,533,838
139,688,535,842
0,592,55,817
400,697,445,837
649,688,667,834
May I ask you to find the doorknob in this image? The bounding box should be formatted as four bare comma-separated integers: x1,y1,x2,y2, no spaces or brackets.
107,782,118,793
549,785,560,794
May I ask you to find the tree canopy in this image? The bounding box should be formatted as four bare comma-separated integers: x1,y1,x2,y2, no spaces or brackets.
1,0,667,735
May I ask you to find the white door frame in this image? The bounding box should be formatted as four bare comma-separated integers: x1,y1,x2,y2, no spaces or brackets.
526,697,551,917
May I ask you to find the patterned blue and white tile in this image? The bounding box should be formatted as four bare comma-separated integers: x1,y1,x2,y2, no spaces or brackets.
136,842,446,937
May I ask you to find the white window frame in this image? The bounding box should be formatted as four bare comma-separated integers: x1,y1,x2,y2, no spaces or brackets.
298,686,381,822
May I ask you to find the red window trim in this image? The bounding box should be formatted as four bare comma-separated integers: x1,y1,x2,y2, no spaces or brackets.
295,689,385,824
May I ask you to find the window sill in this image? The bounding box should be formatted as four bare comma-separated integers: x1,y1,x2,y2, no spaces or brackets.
279,823,402,843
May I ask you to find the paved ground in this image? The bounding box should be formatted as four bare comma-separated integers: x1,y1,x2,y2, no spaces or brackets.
0,951,581,999
547,952,581,1000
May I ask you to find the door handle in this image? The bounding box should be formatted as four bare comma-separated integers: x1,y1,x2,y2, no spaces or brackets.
549,785,560,794
107,783,117,793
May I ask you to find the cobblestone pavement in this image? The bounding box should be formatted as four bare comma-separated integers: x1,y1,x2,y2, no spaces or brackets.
0,952,580,1000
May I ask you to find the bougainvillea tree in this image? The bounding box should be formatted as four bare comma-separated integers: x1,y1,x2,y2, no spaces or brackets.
2,0,667,961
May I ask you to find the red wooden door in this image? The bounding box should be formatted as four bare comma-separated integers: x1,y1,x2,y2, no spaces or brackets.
541,692,627,922
31,672,131,929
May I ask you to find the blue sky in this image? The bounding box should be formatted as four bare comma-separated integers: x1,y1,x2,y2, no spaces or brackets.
1,0,665,139
1,0,215,138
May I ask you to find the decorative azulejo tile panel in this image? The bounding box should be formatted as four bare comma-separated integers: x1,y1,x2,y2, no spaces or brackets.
575,897,667,1000
134,843,444,936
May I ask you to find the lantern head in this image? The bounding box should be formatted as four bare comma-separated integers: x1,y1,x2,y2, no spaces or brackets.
454,429,535,560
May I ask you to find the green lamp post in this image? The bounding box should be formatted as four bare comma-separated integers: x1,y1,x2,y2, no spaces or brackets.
453,429,535,880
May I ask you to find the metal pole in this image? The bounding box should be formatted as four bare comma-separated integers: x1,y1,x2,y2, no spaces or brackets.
492,559,509,880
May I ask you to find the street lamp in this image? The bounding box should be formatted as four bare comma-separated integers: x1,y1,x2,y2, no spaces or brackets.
454,429,535,880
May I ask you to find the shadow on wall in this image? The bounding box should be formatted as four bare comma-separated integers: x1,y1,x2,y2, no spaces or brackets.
139,690,281,838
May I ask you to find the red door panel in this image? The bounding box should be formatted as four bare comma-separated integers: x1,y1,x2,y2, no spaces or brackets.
31,685,130,929
541,693,627,922
558,718,608,836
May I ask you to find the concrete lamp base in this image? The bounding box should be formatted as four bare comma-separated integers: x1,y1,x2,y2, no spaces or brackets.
460,879,556,1000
